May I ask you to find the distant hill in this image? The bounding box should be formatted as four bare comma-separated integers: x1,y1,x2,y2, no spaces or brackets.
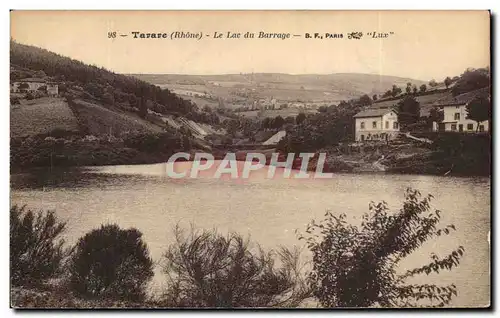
131,73,427,103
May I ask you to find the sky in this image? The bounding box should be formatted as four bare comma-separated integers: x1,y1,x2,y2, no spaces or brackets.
10,10,490,81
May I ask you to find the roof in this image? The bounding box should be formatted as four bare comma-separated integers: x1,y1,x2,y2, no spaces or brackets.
16,78,47,83
353,108,395,118
433,87,490,107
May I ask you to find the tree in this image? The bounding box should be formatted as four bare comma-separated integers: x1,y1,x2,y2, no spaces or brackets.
34,70,46,78
444,77,452,89
10,206,67,286
428,106,444,125
69,224,154,302
382,90,392,98
391,85,402,97
318,106,328,113
359,94,372,106
285,116,295,125
138,97,148,118
419,84,427,93
412,85,418,94
18,82,29,92
429,79,438,87
261,117,271,129
271,115,285,129
102,92,115,105
405,82,412,94
225,119,240,136
466,96,490,132
296,113,307,125
161,226,310,307
372,94,378,101
428,107,444,130
396,95,420,128
452,68,490,96
300,188,464,308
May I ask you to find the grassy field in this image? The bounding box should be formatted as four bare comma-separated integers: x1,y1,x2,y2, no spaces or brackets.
69,99,165,137
10,97,80,138
370,91,451,116
238,108,317,118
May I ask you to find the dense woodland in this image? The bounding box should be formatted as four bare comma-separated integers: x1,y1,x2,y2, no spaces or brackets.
10,40,203,120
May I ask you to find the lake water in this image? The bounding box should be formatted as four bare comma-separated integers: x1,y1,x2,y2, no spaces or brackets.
10,162,491,307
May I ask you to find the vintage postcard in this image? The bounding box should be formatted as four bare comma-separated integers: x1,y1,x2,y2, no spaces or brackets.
9,10,491,309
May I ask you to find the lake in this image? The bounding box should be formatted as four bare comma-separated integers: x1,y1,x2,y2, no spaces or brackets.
10,162,491,307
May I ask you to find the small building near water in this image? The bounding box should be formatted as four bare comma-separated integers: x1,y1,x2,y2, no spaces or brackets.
353,108,400,142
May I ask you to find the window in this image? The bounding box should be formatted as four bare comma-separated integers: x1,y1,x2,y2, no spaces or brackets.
467,124,474,131
479,125,485,132
393,122,399,129
372,121,377,129
360,122,365,129
385,121,389,129
454,113,460,120
451,124,457,131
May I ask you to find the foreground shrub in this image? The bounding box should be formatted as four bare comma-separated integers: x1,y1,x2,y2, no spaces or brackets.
11,96,21,105
161,226,311,308
10,205,67,286
300,188,464,308
69,224,154,302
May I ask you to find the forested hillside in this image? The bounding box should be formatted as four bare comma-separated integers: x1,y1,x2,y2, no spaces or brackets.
10,40,196,117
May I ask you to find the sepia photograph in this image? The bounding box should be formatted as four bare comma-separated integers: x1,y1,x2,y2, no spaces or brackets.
8,10,491,309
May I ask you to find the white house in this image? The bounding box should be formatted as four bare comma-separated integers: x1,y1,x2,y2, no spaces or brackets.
11,78,58,96
353,108,400,142
432,87,490,132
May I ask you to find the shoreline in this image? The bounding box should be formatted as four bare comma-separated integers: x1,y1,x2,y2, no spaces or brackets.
10,158,491,179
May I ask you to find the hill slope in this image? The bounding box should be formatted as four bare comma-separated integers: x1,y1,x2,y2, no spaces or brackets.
131,73,426,102
10,41,197,117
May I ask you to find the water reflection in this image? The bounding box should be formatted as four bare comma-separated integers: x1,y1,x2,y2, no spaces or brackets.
10,163,491,307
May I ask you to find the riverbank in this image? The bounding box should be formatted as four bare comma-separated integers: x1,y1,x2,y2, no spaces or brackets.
319,133,491,177
10,131,201,173
10,131,491,177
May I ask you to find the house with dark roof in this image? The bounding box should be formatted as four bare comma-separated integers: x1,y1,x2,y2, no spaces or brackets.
353,108,400,142
432,87,490,132
11,78,59,96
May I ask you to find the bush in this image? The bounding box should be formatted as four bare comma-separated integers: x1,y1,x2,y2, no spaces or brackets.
69,224,154,302
25,91,46,100
161,226,311,308
11,96,21,105
300,188,464,308
10,205,67,286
